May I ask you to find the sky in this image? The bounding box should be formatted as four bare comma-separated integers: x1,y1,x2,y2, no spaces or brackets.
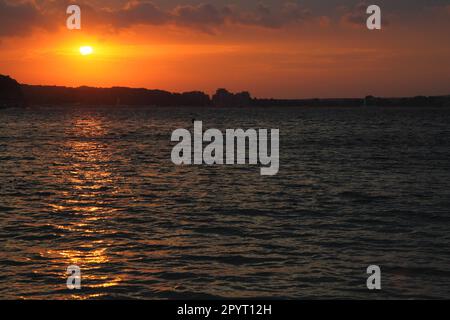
0,0,449,98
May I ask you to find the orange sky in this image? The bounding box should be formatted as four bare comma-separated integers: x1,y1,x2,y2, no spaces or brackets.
0,0,449,98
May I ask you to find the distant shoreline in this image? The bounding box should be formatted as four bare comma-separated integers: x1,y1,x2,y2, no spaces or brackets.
1,74,450,108
21,103,450,109
18,84,450,108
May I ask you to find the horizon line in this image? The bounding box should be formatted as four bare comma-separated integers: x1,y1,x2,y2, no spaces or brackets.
3,74,450,101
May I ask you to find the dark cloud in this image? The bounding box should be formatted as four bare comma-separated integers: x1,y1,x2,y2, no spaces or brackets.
238,2,311,28
341,2,368,28
173,3,230,29
0,1,320,37
111,1,170,28
1,0,448,38
88,1,316,33
0,0,42,36
340,2,390,28
0,0,336,37
104,1,313,32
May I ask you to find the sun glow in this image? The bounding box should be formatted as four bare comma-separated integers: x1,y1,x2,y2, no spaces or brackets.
79,46,93,56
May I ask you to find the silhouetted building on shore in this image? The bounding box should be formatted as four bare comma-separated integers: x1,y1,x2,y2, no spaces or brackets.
212,89,252,107
0,75,25,108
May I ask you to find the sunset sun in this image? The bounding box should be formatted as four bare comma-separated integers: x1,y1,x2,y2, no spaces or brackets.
79,46,93,56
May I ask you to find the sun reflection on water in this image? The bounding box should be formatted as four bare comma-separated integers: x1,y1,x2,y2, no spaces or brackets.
42,115,125,297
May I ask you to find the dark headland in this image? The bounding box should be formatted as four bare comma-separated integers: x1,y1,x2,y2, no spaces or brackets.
0,75,25,108
1,74,449,108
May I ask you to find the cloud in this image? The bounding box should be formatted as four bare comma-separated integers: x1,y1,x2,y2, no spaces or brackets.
0,1,323,37
340,2,390,29
0,0,42,36
86,1,317,33
106,1,314,32
110,1,170,28
2,0,448,38
340,2,368,28
236,2,311,29
173,3,230,28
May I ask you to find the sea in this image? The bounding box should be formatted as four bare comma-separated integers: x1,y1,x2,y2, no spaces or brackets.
0,105,449,299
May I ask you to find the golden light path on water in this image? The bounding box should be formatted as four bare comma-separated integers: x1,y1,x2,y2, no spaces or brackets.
28,112,279,299
39,116,123,299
